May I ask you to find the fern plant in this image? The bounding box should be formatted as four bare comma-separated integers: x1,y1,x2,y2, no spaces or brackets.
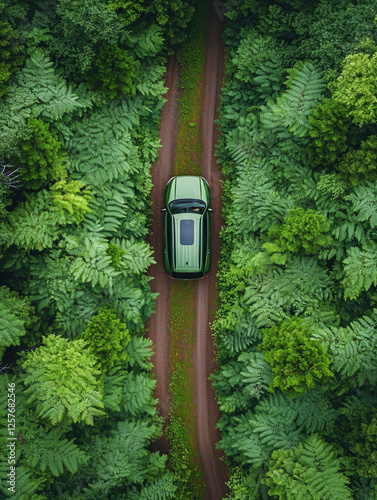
308,97,349,168
122,372,157,417
86,43,135,99
346,183,377,229
14,49,85,121
265,207,332,257
336,135,377,186
260,61,325,140
313,313,377,387
1,190,67,251
18,117,67,189
22,425,87,477
50,179,93,222
342,244,377,299
80,306,130,372
260,317,333,395
0,286,35,358
125,335,154,370
263,434,352,499
84,419,164,494
0,19,25,98
22,334,105,426
232,30,284,104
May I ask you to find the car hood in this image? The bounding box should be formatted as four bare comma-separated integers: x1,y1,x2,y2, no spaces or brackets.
172,213,201,272
168,176,207,204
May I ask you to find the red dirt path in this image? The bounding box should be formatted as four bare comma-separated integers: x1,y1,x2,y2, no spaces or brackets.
146,57,178,446
147,4,229,498
194,5,228,499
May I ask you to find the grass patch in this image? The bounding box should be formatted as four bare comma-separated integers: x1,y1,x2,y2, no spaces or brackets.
166,413,205,500
167,280,204,497
174,0,211,176
169,281,195,435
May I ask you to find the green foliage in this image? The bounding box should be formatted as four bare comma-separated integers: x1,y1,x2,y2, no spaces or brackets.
225,466,261,500
106,0,145,25
232,30,284,103
0,180,11,222
260,61,325,140
84,419,165,495
0,49,87,161
68,236,154,293
0,4,169,497
166,414,205,499
50,179,93,222
266,207,332,256
86,44,135,99
230,159,294,238
80,306,130,372
217,393,304,467
19,117,67,189
346,183,377,229
0,189,77,251
107,242,126,268
336,135,377,185
263,434,352,499
260,317,333,395
316,173,349,199
347,408,377,478
0,19,25,98
147,0,195,46
102,365,126,412
68,238,121,292
22,425,87,477
0,465,43,499
243,255,337,329
0,286,35,358
122,372,157,416
1,190,63,251
292,0,377,71
125,472,177,499
333,52,377,126
308,98,349,167
212,352,272,414
342,244,377,299
313,314,377,387
215,2,377,495
49,0,122,77
295,388,336,434
125,335,154,370
22,334,105,425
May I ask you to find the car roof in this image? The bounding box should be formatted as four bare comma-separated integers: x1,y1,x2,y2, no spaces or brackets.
172,213,202,273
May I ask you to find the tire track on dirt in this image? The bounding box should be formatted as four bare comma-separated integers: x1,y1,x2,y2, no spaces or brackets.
147,6,228,495
194,5,229,499
147,57,179,449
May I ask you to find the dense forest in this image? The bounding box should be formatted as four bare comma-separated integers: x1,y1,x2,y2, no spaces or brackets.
0,0,198,498
213,0,377,498
3,0,377,498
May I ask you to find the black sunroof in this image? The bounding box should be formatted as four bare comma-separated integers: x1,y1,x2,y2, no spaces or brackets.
180,219,194,245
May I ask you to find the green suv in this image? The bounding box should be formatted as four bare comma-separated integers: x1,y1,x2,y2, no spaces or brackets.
162,176,213,279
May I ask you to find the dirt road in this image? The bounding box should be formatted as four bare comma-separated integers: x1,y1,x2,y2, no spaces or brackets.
194,5,228,499
146,57,178,441
147,4,228,497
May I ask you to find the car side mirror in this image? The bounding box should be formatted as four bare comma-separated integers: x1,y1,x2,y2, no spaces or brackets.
208,208,214,213
161,208,167,212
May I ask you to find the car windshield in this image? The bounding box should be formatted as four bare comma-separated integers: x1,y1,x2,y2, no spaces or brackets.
169,199,206,215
